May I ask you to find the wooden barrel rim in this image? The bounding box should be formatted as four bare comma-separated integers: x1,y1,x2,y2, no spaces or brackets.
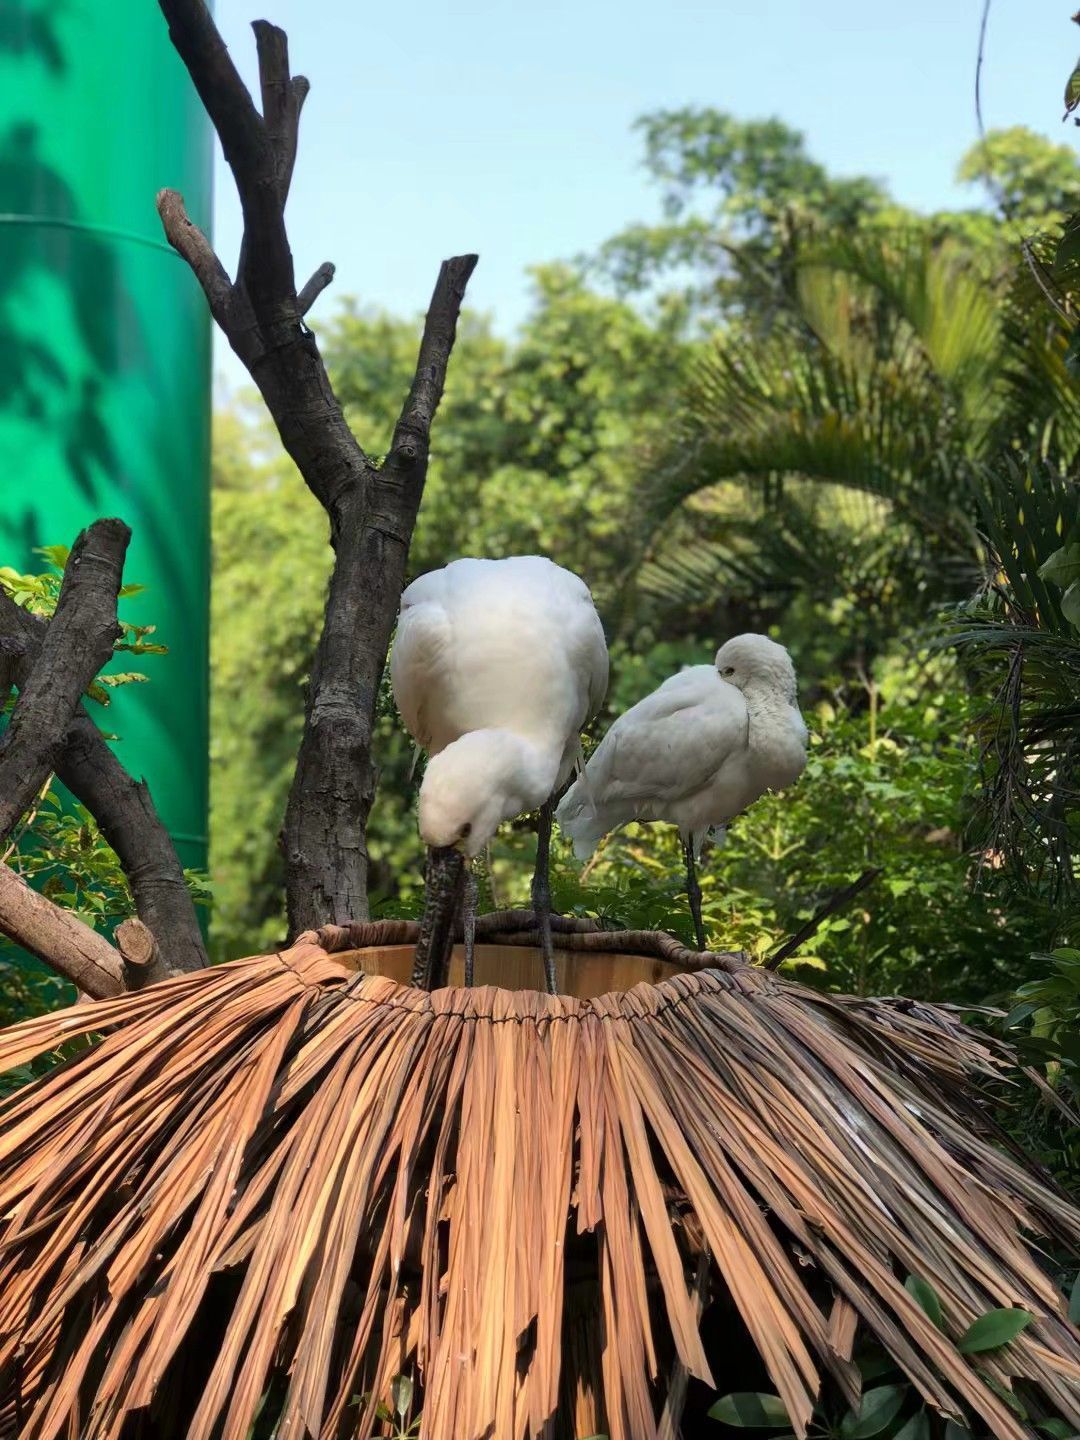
303,914,749,975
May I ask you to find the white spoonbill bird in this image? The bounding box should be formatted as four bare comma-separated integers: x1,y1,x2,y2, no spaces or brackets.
555,634,807,950
390,555,609,992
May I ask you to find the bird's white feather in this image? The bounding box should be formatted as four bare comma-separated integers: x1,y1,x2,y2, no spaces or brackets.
391,556,609,852
557,637,807,859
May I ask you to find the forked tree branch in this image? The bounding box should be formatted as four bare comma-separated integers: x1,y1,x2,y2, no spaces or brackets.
0,570,208,978
156,0,478,937
0,520,128,844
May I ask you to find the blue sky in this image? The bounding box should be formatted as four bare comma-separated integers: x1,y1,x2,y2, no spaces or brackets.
211,0,1075,386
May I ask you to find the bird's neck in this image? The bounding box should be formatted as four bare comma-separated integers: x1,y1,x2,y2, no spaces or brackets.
743,680,796,718
485,730,562,814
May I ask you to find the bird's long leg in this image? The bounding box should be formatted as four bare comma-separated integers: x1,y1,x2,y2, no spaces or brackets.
463,866,478,986
411,845,465,989
532,797,558,995
684,835,707,953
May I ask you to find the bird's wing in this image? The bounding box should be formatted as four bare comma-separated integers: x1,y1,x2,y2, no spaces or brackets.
572,594,609,725
585,669,747,807
390,588,452,751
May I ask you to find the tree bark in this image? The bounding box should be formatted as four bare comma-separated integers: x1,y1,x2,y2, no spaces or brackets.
0,520,128,844
0,862,123,999
155,0,477,937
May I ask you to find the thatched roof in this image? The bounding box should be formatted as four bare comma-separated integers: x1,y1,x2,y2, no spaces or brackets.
0,926,1078,1439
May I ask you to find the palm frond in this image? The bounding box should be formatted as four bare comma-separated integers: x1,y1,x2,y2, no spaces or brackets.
0,929,1078,1439
947,463,1080,905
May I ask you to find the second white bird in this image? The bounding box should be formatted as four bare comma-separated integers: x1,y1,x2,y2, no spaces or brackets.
556,633,808,948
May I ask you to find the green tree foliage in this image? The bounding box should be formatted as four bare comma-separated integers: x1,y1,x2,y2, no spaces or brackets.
957,126,1080,223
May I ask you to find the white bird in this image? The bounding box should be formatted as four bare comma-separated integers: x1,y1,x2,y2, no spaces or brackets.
391,555,609,991
555,633,808,950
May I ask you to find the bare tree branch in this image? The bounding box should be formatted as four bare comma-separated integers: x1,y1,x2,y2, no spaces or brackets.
0,520,129,844
281,257,478,936
0,862,123,998
0,583,207,977
57,721,207,975
765,868,882,971
156,189,232,328
156,0,478,937
297,261,335,316
386,255,480,471
252,19,308,198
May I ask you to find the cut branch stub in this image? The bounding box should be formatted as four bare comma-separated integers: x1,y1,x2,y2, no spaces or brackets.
115,916,166,990
0,519,129,845
157,0,478,937
0,862,123,998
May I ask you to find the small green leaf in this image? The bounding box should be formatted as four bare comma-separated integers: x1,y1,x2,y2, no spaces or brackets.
707,1392,790,1426
1061,579,1080,630
905,1274,945,1329
391,1373,413,1419
1068,1272,1080,1325
1054,220,1080,274
1036,1419,1079,1438
840,1384,908,1437
1003,1000,1040,1030
1038,543,1080,589
854,1350,900,1381
943,1424,973,1440
956,1307,1033,1353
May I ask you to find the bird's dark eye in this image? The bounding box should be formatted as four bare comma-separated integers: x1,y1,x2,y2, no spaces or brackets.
459,822,472,838
722,666,735,677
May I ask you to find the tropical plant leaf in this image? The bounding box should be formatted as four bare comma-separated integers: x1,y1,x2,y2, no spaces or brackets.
707,1392,790,1426
904,1275,945,1330
895,1412,932,1440
839,1385,908,1437
956,1308,1034,1354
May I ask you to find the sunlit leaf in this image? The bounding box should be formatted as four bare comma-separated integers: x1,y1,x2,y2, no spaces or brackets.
391,1373,413,1419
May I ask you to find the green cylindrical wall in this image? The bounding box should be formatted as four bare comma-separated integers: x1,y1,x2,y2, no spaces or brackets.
0,3,213,873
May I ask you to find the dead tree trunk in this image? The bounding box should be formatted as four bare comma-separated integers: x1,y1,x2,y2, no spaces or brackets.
156,0,476,938
0,3,475,991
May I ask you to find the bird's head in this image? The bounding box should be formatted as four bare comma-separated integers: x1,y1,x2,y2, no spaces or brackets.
715,633,798,701
418,730,555,857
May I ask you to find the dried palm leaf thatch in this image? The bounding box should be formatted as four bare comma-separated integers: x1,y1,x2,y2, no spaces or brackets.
0,924,1078,1440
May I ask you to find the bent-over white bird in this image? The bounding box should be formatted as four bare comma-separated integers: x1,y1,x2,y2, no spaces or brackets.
391,554,609,991
555,633,807,950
